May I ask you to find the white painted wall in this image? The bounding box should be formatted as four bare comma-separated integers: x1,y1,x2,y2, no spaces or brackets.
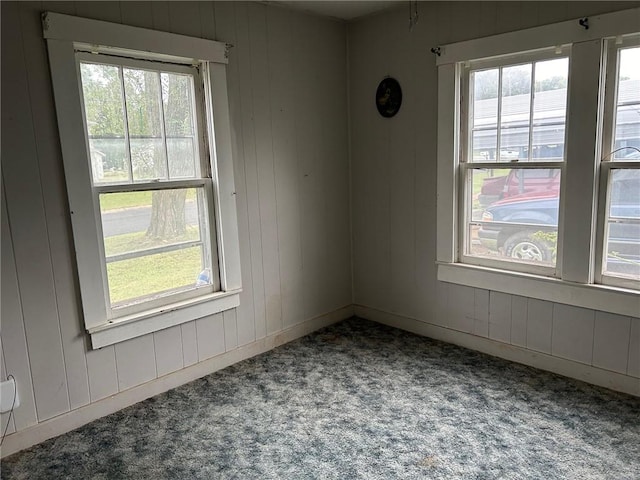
349,1,639,389
0,0,351,447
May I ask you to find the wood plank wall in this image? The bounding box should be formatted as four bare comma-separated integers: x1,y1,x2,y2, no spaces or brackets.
349,1,640,380
0,1,351,436
2,0,638,444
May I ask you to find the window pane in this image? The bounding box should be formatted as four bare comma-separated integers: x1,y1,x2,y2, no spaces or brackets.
123,68,167,181
99,187,213,306
471,129,497,162
106,246,204,307
469,168,559,267
531,58,568,161
532,125,565,161
613,47,640,160
79,63,129,183
613,105,640,159
499,127,528,161
603,169,640,280
470,69,499,163
161,73,199,179
533,58,568,121
472,69,499,128
500,64,531,161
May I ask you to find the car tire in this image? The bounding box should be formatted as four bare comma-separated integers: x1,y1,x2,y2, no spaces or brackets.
504,231,552,263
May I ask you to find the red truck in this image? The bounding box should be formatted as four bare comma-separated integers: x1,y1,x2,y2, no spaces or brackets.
478,169,560,208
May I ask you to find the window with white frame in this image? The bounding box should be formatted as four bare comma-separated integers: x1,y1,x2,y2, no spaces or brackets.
436,8,640,317
461,50,569,275
44,13,242,348
79,54,219,314
597,37,640,290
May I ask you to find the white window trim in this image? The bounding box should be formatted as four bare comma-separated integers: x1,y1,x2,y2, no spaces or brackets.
44,12,242,348
436,7,640,318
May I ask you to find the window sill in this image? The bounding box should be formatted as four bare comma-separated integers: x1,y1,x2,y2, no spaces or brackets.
87,289,241,349
437,262,639,318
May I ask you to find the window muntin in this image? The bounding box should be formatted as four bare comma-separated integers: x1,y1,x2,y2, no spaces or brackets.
462,51,569,274
78,54,219,316
598,40,640,289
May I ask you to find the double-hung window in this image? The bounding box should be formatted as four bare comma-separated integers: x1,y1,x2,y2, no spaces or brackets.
436,8,640,317
597,37,640,290
461,50,569,275
79,54,219,314
44,13,242,348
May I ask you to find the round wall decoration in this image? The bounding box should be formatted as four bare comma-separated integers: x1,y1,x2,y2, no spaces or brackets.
375,77,402,118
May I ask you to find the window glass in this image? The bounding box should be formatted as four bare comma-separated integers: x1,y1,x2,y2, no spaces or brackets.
471,69,499,161
532,58,569,161
499,64,531,161
100,187,212,308
465,54,567,272
601,43,640,285
123,68,167,181
80,63,129,183
603,169,640,280
613,47,640,160
468,168,559,267
161,73,200,178
469,57,569,164
79,58,216,314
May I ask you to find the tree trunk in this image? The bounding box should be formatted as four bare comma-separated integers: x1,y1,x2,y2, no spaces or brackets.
147,189,187,239
146,72,188,240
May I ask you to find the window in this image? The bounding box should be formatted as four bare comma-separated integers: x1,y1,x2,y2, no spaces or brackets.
79,55,219,316
436,8,640,317
461,52,569,275
44,13,242,348
597,38,640,290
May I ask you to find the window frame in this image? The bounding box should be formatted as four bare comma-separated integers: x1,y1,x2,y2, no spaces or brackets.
595,35,640,291
458,48,570,277
77,52,221,317
435,7,640,318
44,12,242,348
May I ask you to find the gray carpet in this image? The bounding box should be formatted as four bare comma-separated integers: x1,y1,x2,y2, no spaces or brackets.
2,317,639,479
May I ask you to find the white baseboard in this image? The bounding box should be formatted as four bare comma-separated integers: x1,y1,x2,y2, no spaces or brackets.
355,305,640,397
1,305,354,458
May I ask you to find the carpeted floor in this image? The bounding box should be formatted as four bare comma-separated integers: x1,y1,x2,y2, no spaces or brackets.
2,317,639,479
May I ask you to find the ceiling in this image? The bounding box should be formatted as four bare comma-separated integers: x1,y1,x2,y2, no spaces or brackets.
266,1,404,21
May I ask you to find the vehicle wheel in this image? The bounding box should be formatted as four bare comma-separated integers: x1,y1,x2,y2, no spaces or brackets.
504,232,551,262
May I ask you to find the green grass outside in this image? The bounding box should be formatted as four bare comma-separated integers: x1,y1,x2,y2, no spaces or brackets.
100,191,153,211
103,227,203,305
103,227,200,256
107,246,202,305
100,189,197,212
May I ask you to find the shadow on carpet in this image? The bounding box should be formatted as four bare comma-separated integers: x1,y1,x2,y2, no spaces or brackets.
2,317,639,479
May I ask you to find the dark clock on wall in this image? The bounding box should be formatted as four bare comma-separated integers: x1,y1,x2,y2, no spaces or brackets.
375,77,402,118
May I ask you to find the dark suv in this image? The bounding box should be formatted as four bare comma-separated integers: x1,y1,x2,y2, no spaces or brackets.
478,171,640,277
